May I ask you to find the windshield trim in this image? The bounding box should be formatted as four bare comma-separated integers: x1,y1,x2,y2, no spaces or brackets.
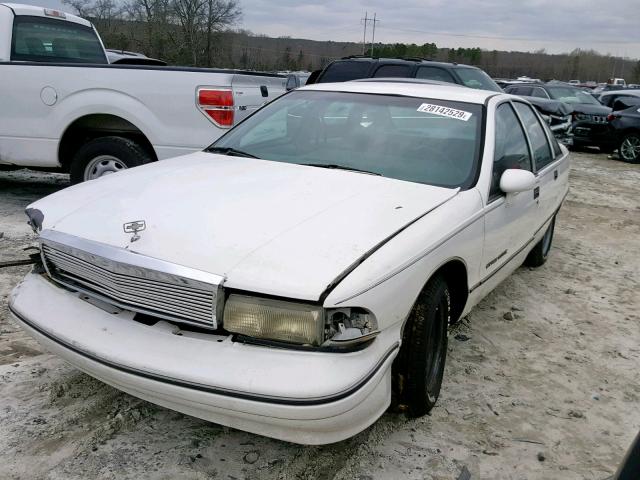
207,89,488,191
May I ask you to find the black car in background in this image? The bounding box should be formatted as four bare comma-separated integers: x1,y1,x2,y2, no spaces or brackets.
607,101,640,163
308,57,503,92
505,82,613,151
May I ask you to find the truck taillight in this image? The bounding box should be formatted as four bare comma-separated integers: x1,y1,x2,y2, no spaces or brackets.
197,88,234,128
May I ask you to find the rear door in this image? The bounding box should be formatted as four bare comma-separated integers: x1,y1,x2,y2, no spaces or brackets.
231,75,287,123
512,101,564,229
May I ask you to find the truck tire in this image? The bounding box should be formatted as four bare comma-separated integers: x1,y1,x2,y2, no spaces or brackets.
70,136,152,184
394,274,449,418
524,215,555,267
618,133,640,163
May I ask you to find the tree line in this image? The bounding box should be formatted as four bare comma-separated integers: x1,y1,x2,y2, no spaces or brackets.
65,0,640,83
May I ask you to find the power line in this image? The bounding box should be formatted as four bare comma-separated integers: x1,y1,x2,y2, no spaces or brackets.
360,11,380,55
360,11,368,55
370,13,379,56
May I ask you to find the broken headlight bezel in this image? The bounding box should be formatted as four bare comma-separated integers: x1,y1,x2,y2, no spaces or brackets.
223,294,379,349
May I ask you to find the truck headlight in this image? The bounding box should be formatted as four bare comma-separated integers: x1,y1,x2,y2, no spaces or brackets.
223,294,324,346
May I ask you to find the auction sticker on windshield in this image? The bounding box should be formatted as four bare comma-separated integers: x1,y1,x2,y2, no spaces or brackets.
417,103,473,121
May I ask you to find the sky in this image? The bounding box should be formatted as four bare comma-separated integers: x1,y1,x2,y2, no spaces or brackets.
21,0,640,58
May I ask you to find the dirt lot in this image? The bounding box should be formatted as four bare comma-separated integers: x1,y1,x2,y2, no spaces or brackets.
0,151,638,480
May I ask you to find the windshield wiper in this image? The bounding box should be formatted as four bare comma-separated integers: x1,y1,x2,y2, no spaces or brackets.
206,146,260,159
301,163,381,176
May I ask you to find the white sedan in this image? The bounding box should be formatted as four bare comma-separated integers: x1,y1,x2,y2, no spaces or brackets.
10,81,569,445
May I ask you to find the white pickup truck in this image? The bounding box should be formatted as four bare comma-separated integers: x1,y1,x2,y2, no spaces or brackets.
0,3,287,183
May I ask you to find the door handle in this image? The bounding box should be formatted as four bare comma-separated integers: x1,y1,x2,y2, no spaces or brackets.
533,186,540,199
554,170,558,180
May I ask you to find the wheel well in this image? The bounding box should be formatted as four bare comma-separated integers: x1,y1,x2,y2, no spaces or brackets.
430,259,469,325
58,114,157,172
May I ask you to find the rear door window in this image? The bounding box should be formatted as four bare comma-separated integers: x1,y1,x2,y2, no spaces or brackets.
513,102,554,170
11,15,107,63
373,64,411,78
317,61,371,83
415,66,456,84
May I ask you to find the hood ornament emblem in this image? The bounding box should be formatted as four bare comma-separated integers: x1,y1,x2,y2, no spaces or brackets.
123,220,146,243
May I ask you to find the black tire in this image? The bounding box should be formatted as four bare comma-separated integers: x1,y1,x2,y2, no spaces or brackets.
394,275,450,418
618,133,640,163
70,136,152,184
524,215,555,267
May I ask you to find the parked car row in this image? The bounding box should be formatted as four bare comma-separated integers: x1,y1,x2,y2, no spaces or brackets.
503,81,640,162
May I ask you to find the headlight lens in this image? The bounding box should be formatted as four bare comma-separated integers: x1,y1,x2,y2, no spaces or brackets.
223,294,324,346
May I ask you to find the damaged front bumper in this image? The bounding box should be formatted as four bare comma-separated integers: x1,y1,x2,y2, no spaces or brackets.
9,272,399,445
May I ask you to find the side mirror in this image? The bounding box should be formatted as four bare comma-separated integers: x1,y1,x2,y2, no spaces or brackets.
500,169,535,194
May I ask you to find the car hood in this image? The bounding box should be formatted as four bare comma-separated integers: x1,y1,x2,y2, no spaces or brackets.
30,153,458,300
572,103,611,115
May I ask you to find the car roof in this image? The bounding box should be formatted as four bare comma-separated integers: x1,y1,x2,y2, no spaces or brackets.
333,57,478,69
0,3,91,27
601,90,640,96
300,80,499,104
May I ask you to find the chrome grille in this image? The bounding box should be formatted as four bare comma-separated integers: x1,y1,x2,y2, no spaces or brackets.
41,241,220,329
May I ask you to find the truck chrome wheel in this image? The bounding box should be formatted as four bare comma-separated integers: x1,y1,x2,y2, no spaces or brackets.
84,155,127,180
620,134,640,163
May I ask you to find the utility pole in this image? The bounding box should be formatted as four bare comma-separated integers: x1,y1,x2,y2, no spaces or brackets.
361,11,368,55
370,13,379,57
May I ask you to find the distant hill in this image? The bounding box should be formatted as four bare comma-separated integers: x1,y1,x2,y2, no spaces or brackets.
98,18,640,83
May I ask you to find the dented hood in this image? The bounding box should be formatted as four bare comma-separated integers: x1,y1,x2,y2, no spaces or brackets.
29,153,458,300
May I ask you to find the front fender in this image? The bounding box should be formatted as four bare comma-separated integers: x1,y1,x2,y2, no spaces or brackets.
323,190,484,331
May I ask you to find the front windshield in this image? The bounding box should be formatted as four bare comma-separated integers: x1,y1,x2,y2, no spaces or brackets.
455,68,502,92
547,86,601,105
209,90,484,189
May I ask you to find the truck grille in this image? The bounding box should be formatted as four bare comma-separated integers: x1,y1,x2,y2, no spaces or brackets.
42,243,219,329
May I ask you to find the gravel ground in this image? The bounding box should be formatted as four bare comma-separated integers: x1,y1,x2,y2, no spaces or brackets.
0,151,639,480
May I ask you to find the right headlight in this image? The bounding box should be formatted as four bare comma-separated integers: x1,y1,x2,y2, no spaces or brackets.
223,294,324,346
223,294,379,348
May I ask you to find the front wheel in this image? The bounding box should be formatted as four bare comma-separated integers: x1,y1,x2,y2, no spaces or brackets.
394,275,450,417
70,136,153,184
524,215,555,267
619,133,640,163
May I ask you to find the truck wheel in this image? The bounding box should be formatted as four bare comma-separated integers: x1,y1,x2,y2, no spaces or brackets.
394,274,449,418
619,133,640,163
524,216,555,267
70,136,152,184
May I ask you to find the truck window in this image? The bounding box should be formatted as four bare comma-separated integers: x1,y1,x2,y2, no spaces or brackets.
318,61,371,83
373,64,410,78
11,16,107,64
